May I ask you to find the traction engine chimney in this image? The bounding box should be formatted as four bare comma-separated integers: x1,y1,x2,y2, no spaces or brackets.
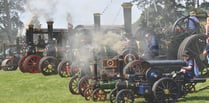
47,21,54,42
122,2,133,37
93,13,101,32
28,25,34,45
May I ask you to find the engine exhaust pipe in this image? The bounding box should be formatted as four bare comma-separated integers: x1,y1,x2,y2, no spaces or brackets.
47,21,54,42
122,2,133,37
93,13,101,32
28,24,34,45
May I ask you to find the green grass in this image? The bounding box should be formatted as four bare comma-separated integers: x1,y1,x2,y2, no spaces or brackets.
0,70,209,103
0,70,94,103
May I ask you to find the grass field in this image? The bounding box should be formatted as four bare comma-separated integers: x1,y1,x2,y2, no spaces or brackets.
0,70,209,103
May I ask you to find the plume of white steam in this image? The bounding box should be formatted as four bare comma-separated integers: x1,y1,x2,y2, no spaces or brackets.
71,30,127,73
29,16,41,28
92,31,126,54
23,0,78,29
25,0,58,21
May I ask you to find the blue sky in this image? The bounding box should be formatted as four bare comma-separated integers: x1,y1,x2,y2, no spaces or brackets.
20,0,141,28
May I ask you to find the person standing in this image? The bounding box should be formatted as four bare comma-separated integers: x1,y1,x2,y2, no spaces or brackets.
184,11,200,32
143,33,159,60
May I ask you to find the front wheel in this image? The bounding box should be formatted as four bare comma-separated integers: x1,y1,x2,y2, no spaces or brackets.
57,60,72,78
91,88,107,102
83,87,92,101
109,88,118,103
152,77,179,103
39,56,58,75
78,76,92,96
116,89,134,103
69,75,80,95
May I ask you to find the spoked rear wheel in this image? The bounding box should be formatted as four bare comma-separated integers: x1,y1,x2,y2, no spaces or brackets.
23,55,41,73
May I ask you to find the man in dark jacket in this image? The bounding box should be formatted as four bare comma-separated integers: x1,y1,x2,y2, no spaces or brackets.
143,33,159,59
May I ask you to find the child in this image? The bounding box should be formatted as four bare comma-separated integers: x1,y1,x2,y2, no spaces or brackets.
180,50,195,79
173,50,195,79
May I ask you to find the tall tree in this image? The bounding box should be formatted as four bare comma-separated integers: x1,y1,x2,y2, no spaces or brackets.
132,0,209,33
133,0,184,30
0,0,24,43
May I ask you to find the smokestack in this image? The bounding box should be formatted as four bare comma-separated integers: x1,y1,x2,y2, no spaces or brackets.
122,2,133,37
28,25,34,45
25,30,29,44
93,13,101,32
47,21,54,42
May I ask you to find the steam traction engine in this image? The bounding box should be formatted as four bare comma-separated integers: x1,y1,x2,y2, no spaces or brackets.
112,59,206,103
18,24,42,73
57,23,76,78
1,37,22,71
38,21,68,76
75,48,139,102
80,56,123,102
18,22,73,75
36,21,75,76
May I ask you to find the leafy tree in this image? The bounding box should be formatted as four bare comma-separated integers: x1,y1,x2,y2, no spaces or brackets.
0,0,24,43
132,0,209,33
